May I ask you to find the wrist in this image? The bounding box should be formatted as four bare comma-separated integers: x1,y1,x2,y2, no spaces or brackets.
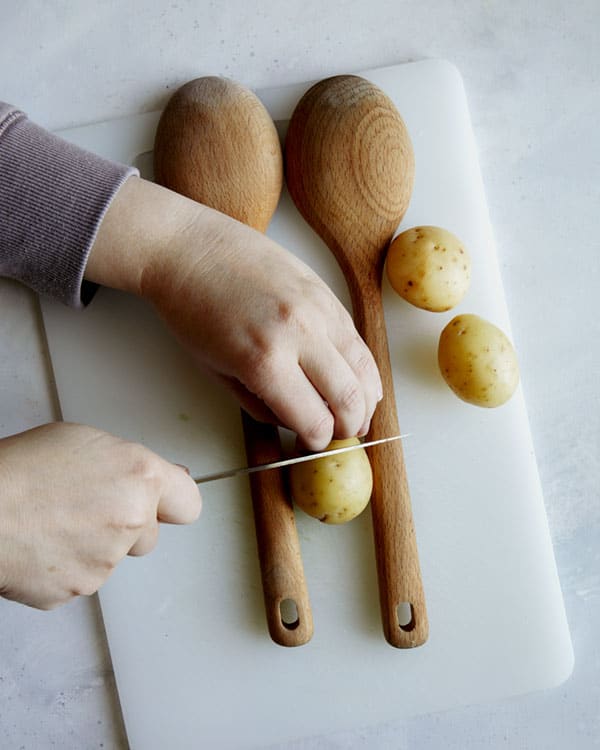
84,176,203,297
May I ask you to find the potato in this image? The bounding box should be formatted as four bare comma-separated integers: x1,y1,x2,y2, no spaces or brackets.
289,438,373,524
438,314,519,407
386,226,471,312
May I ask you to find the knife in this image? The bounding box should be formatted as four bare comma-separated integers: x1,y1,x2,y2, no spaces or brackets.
193,434,408,484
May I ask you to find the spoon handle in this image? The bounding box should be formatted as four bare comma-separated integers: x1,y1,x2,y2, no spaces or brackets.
241,411,314,646
356,287,429,648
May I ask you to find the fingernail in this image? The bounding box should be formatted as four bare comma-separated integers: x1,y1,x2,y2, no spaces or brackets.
175,463,190,475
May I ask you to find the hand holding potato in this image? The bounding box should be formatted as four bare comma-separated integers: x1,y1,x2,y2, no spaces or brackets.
86,177,383,452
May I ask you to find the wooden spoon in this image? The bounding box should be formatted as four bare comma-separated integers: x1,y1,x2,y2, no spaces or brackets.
285,75,428,648
154,76,313,647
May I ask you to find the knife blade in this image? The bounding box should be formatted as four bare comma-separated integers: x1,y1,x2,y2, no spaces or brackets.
193,433,408,484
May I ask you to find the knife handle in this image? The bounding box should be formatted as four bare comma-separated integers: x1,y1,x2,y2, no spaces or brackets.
241,410,313,647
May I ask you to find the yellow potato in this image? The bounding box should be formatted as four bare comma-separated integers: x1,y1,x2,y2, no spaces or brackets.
386,225,471,312
438,314,519,407
289,438,373,524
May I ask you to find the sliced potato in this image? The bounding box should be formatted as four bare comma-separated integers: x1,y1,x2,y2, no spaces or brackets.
386,225,471,312
289,438,372,524
438,313,519,407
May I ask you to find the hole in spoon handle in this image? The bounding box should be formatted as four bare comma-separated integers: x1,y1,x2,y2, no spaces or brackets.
280,598,300,629
397,601,415,631
262,592,313,647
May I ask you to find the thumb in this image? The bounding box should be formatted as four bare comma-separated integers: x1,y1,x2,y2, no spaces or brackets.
157,462,202,524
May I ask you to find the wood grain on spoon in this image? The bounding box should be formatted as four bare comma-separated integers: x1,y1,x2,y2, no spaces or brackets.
154,76,313,647
285,74,428,648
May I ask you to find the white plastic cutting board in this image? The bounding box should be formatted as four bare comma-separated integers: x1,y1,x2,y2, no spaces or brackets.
41,60,573,749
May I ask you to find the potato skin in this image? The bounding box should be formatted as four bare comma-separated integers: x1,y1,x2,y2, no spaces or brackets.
386,226,471,312
438,314,519,407
289,438,373,524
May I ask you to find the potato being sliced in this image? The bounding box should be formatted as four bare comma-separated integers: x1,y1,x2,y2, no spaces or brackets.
289,438,373,524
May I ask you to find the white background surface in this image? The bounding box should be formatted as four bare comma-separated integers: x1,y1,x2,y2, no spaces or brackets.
0,1,598,748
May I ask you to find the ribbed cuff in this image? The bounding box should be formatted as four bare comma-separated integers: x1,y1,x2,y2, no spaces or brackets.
0,108,138,307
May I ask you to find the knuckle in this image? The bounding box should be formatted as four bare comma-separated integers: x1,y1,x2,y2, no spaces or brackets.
245,326,274,361
115,503,149,532
99,556,118,572
241,348,280,399
109,491,152,533
128,449,162,485
144,535,159,555
40,593,74,610
303,412,334,449
276,299,295,325
118,448,165,512
69,580,98,598
135,527,160,556
353,348,375,375
35,599,60,611
341,329,373,368
263,295,311,340
335,380,363,413
336,303,355,329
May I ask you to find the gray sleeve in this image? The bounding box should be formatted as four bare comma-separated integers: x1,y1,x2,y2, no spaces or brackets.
0,102,138,307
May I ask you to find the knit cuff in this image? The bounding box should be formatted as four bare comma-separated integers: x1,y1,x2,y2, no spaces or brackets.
0,107,138,307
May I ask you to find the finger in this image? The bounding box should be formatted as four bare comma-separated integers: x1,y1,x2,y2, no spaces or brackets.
335,331,383,435
243,357,334,451
156,462,202,524
300,340,368,440
128,522,159,557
